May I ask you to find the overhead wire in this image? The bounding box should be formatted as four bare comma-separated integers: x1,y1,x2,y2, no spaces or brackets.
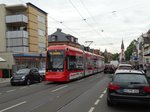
16,0,150,42
68,0,102,36
79,0,104,35
48,15,81,36
15,0,83,38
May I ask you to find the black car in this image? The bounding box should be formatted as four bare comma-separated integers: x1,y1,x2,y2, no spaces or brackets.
104,64,116,74
11,68,42,86
107,69,150,106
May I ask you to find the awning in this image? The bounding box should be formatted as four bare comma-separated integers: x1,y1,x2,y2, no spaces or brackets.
0,57,6,62
13,53,46,58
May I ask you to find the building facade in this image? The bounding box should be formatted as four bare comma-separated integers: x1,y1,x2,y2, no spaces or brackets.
136,32,150,65
0,3,48,74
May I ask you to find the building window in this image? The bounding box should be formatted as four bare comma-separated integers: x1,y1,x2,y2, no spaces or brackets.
38,29,45,36
75,38,78,43
38,15,45,24
146,58,149,63
51,36,57,41
71,37,74,42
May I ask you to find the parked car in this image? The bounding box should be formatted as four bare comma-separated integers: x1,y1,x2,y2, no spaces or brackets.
39,68,45,81
104,64,116,74
10,68,42,86
107,69,150,106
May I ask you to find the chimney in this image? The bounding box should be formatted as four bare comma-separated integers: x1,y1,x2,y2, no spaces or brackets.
57,28,62,32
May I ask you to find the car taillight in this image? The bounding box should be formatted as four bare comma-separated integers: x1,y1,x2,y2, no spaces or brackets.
108,83,120,90
143,86,150,92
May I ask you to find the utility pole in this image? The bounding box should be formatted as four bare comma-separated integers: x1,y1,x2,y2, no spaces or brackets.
85,41,93,47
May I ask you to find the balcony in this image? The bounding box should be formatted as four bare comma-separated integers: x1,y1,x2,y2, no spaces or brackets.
144,49,150,56
6,14,28,23
6,31,28,38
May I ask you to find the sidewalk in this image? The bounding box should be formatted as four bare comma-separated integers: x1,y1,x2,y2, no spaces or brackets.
0,78,10,84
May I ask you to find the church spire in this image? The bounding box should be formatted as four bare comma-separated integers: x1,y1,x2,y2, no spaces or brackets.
120,39,125,63
121,40,124,49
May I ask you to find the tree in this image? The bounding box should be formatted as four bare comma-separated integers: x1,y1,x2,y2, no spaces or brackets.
112,53,119,60
125,40,137,61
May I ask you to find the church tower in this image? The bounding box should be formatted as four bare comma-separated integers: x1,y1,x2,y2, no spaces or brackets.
120,40,125,63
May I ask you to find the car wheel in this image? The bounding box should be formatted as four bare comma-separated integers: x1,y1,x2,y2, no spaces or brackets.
43,76,45,81
107,98,114,106
26,79,31,85
11,83,15,86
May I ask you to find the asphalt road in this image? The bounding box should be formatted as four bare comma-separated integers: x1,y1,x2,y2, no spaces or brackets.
0,73,150,112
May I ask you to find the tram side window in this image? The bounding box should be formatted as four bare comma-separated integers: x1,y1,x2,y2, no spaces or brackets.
93,59,98,69
76,56,84,70
68,56,76,70
67,56,84,70
87,57,92,69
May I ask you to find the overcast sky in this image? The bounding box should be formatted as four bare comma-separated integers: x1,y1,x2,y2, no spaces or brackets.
2,0,150,53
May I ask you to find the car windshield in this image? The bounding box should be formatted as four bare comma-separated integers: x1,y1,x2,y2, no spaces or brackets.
16,69,30,75
114,74,148,84
39,68,45,72
118,66,132,69
39,68,45,71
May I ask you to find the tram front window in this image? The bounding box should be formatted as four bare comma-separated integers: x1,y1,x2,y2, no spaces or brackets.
47,50,64,71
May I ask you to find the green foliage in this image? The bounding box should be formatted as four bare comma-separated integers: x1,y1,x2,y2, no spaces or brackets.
112,53,119,60
125,40,137,61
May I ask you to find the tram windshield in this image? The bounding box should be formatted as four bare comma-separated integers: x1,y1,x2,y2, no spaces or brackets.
47,50,65,71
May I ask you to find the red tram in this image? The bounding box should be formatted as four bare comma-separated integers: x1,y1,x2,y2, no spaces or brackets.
45,45,104,82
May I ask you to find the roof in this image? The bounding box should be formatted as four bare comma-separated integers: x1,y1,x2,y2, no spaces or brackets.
48,29,70,42
48,28,79,44
118,63,132,67
13,53,46,58
26,2,47,14
115,69,145,74
47,45,83,52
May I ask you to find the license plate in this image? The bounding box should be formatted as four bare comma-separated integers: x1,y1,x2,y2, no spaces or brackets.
123,89,139,93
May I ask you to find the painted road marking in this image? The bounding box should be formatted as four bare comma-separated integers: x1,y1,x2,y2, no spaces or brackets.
20,87,27,89
77,79,85,82
88,107,95,112
51,85,68,92
94,99,100,105
0,101,26,112
6,89,16,93
99,94,104,98
103,89,107,94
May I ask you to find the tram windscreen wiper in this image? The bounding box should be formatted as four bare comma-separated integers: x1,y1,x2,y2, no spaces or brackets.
55,62,63,69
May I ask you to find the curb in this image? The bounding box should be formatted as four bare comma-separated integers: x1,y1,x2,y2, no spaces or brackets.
0,78,10,84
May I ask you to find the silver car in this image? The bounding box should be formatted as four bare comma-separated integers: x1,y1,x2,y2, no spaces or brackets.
39,68,45,80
